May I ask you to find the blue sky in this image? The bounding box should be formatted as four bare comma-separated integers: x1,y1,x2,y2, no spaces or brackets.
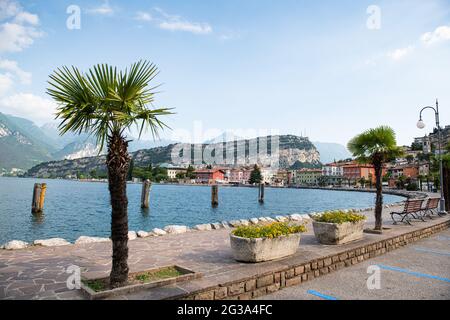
0,0,449,146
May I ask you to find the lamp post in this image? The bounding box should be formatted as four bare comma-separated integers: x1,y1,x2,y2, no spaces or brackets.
416,99,447,215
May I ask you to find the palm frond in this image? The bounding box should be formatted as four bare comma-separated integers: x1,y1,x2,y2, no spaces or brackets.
47,60,174,150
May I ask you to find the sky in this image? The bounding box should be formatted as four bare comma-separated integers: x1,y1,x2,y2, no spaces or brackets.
0,0,449,146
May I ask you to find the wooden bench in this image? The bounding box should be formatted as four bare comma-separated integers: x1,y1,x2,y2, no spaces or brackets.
390,199,425,225
421,198,440,219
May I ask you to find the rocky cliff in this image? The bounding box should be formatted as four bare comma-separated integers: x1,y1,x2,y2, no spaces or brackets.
26,135,321,178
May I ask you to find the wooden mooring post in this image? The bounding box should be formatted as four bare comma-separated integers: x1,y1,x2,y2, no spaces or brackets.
31,183,46,214
211,185,219,207
141,179,151,209
258,183,265,203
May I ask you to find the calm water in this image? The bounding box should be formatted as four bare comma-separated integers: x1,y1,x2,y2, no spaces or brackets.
0,177,404,243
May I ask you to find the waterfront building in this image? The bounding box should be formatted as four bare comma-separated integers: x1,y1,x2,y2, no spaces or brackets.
294,169,322,186
388,164,419,180
194,169,226,184
341,161,377,185
167,167,188,179
321,163,344,185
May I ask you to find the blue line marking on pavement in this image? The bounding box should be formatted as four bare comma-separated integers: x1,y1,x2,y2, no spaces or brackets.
414,247,450,257
307,290,338,300
436,236,450,241
377,264,450,283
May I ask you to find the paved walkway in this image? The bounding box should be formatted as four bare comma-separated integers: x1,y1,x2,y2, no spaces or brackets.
0,202,448,300
259,229,450,300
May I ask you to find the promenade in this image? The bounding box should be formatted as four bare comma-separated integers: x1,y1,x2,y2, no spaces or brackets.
0,201,449,300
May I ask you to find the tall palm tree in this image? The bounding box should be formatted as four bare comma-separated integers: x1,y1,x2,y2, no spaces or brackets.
47,61,173,287
348,126,403,231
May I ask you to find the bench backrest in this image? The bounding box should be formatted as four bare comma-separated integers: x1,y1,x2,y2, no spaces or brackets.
404,199,424,213
425,198,440,210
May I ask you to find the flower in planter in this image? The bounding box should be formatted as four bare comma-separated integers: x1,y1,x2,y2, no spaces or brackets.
313,210,366,224
232,222,307,239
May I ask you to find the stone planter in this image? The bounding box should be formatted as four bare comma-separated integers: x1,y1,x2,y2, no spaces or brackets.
80,265,201,300
230,233,301,263
312,220,365,245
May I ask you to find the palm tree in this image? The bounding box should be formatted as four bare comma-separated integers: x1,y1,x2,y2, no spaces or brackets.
348,126,403,231
47,61,173,287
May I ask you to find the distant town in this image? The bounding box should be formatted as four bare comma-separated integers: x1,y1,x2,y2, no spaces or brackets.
7,125,448,193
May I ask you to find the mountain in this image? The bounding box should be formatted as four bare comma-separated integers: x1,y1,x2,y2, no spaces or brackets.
26,135,321,178
313,141,351,164
0,113,54,171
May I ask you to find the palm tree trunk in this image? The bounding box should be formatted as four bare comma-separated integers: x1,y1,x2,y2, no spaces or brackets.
107,132,131,288
374,162,383,231
444,164,449,212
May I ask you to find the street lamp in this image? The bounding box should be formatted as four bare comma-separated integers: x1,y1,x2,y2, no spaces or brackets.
417,99,447,215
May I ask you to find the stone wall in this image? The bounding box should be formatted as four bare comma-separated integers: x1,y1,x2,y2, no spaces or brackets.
182,219,450,300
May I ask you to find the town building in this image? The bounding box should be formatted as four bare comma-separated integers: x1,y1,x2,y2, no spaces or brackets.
294,169,322,186
166,167,188,180
194,169,226,184
388,164,419,180
341,162,377,184
321,163,344,185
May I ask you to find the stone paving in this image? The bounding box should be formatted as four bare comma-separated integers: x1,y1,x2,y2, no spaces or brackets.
0,202,448,300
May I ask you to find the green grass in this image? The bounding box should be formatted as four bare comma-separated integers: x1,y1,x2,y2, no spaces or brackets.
232,222,307,239
134,267,183,283
314,210,366,224
83,267,185,292
83,279,105,292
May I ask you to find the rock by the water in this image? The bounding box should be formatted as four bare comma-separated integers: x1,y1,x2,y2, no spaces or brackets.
164,225,188,234
193,224,212,231
275,216,288,222
290,214,303,221
34,238,70,247
152,228,167,236
137,231,150,238
221,221,231,229
3,240,29,250
229,220,242,227
250,218,260,225
75,236,110,245
211,223,223,230
239,219,250,226
128,231,138,240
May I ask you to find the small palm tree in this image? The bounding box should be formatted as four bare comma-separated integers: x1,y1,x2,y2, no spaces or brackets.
47,60,173,287
348,126,403,231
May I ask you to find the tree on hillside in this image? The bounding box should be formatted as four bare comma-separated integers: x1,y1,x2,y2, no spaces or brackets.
348,126,403,231
186,165,196,179
249,164,262,185
48,61,173,288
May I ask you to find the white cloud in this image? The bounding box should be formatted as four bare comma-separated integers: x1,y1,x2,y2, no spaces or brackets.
87,1,115,16
14,11,39,25
0,73,13,96
135,11,152,22
0,58,32,84
159,20,212,34
0,0,20,20
0,1,43,53
421,25,450,46
387,46,414,61
0,93,57,124
142,7,212,35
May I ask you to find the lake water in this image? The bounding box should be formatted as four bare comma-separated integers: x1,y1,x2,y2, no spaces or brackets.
0,177,404,243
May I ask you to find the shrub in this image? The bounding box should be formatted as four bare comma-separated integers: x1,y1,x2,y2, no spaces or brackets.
406,182,419,191
313,210,366,224
232,222,307,239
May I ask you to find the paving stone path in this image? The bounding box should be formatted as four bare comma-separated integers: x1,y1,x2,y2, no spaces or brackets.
0,203,448,300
